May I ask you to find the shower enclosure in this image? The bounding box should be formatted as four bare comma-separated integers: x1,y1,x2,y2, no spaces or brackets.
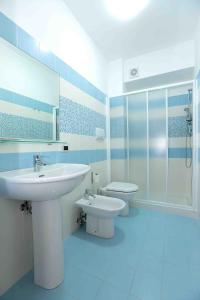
125,81,194,209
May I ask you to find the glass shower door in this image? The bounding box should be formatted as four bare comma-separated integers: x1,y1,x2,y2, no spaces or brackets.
127,83,193,207
128,92,148,200
148,89,167,202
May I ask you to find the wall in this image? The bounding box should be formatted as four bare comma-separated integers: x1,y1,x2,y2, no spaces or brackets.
124,40,195,83
108,59,123,97
0,3,108,296
108,41,195,97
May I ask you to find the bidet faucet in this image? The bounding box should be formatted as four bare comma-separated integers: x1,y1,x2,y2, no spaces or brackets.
33,154,46,172
84,189,96,200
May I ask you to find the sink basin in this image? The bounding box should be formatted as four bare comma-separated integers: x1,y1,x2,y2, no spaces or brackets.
0,163,90,290
0,163,91,201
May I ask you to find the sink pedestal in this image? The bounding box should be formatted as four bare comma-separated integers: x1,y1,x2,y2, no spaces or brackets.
32,200,64,289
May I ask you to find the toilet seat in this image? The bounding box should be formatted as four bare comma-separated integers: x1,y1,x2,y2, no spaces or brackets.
101,182,139,216
105,182,138,193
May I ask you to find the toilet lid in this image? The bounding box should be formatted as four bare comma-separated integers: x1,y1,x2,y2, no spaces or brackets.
105,182,138,193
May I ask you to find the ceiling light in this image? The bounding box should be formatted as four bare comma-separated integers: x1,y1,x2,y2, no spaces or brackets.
104,0,149,21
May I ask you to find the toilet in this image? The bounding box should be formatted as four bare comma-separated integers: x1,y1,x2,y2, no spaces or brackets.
100,182,138,216
76,195,125,238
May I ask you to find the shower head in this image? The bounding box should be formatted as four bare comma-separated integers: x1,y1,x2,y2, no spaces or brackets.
184,107,189,113
184,107,192,122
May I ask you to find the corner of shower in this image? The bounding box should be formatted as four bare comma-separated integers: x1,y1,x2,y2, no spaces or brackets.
124,81,197,215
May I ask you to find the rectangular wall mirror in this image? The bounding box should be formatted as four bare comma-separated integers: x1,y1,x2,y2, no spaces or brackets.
0,38,60,142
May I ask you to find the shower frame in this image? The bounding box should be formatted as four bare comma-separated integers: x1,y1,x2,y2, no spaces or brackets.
123,80,198,214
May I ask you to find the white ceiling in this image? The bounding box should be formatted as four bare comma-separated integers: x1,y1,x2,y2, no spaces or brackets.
64,0,200,60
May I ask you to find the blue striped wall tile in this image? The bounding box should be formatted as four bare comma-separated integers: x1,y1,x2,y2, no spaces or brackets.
110,96,125,108
168,94,189,107
110,117,127,138
129,148,147,158
59,149,107,164
111,148,127,159
0,112,53,140
16,27,40,62
0,12,17,46
168,148,192,158
149,97,165,109
59,96,106,136
130,148,166,158
0,149,107,172
0,88,54,113
0,152,59,172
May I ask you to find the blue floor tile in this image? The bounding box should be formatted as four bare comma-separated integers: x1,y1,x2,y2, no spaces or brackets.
130,255,163,300
162,263,194,300
103,259,135,293
64,264,102,300
2,208,200,300
95,282,128,300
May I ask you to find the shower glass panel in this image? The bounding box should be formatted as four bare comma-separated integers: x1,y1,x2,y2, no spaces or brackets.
167,84,193,206
126,82,193,207
148,89,167,202
128,92,147,200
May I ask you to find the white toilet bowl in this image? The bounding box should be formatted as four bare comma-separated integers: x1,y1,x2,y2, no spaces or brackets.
76,195,125,238
100,182,138,216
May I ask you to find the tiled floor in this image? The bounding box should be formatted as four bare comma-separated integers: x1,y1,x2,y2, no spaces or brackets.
2,208,200,300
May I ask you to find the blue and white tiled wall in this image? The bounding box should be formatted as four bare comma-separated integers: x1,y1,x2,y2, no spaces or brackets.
110,84,193,205
0,12,108,296
0,11,107,171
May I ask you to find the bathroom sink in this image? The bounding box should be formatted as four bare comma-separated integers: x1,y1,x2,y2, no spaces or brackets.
0,163,90,290
0,163,91,201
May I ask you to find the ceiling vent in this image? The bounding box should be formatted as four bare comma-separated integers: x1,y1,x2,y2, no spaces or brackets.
129,67,139,79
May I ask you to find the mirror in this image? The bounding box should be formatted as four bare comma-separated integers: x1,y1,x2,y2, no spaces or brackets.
0,38,60,141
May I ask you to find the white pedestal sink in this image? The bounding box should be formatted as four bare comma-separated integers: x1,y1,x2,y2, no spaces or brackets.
0,163,90,289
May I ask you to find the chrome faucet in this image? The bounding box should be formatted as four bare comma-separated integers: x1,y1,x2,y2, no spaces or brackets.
33,154,46,172
84,189,96,202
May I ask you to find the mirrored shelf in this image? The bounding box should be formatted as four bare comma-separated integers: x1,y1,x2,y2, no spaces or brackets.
0,138,68,145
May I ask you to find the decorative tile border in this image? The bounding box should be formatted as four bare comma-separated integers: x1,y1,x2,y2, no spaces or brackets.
0,88,54,113
168,116,187,137
0,149,107,171
0,12,106,104
59,96,106,136
0,112,52,140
